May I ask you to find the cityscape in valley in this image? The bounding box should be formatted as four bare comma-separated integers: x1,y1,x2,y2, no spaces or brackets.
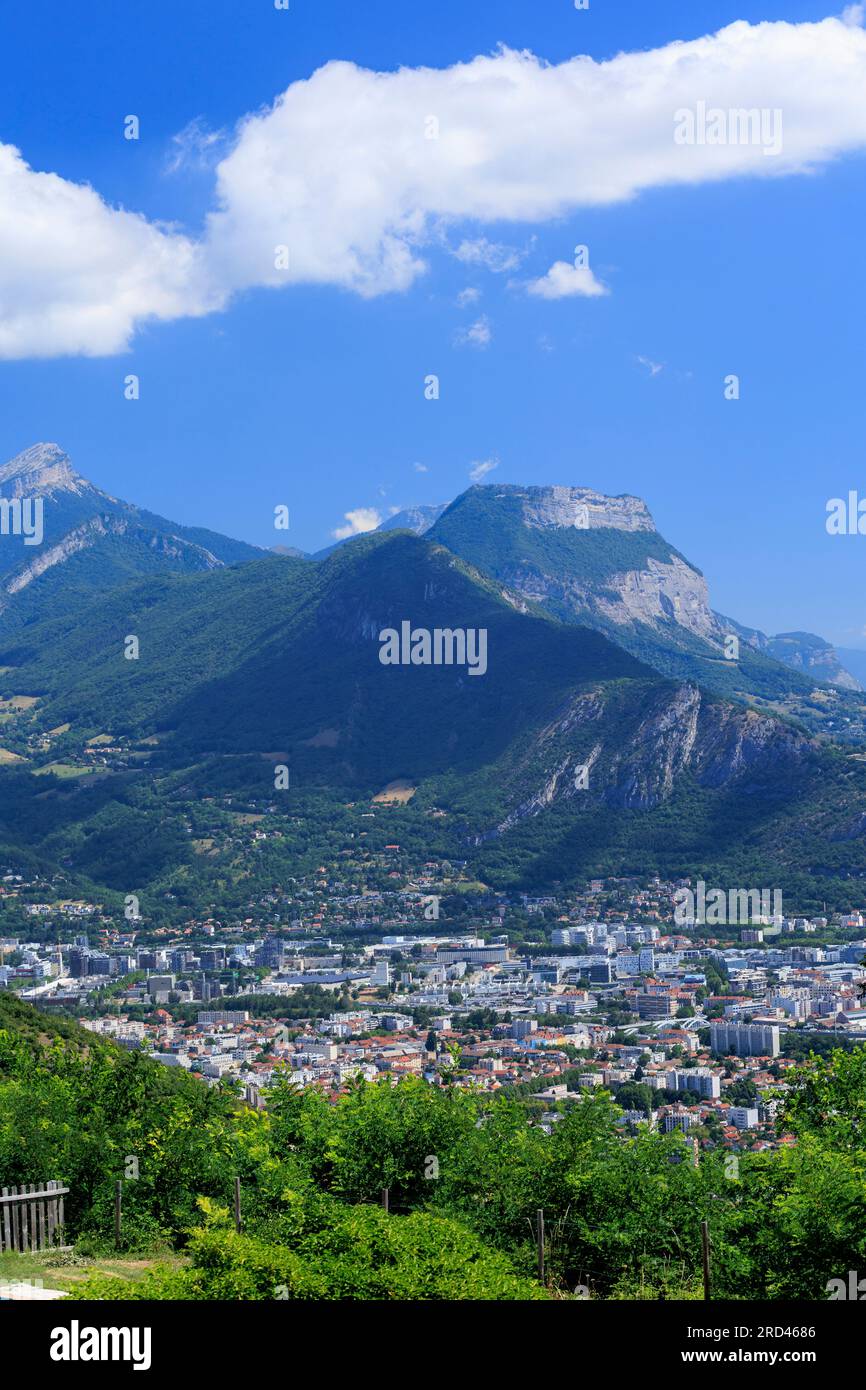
3,0,866,1336
4,861,866,1150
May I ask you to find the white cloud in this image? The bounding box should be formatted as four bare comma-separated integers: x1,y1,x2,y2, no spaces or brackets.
636,355,665,376
413,462,428,472
5,11,866,356
456,286,481,307
454,314,492,349
453,238,526,273
527,260,608,299
166,118,227,175
331,506,382,540
0,144,220,359
469,457,499,482
200,12,866,306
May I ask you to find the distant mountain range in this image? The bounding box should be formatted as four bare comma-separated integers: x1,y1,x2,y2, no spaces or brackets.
1,444,866,902
1,445,858,701
0,443,263,639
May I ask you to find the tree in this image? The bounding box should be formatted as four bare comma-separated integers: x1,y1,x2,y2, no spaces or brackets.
615,1082,653,1114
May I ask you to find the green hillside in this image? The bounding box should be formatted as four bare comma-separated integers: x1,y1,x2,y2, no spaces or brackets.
0,529,865,908
0,534,648,777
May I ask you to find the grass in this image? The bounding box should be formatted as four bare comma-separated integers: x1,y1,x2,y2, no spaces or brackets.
33,763,94,779
0,1248,185,1295
373,779,417,804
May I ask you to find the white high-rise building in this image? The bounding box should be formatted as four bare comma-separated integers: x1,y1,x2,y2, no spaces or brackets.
710,1022,780,1057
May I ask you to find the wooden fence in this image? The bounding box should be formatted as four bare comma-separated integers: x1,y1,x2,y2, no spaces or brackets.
0,1182,69,1254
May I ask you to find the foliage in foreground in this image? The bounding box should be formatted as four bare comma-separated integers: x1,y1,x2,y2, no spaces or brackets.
79,1199,546,1301
2,1000,866,1300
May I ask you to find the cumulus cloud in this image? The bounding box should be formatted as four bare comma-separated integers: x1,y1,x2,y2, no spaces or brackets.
469,457,499,482
454,314,492,348
0,144,220,359
527,260,608,299
413,462,429,472
456,286,481,307
331,506,382,540
199,11,866,305
4,11,866,356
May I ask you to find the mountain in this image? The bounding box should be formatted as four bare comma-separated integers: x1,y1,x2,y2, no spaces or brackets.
377,503,448,535
426,484,865,729
760,631,861,691
2,528,864,904
1,469,866,903
834,648,866,688
0,443,263,637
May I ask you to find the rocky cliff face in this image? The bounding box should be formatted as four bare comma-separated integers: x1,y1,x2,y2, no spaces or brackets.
480,679,808,839
0,442,105,499
510,552,721,642
1,514,222,606
439,483,724,646
517,483,654,533
764,632,861,691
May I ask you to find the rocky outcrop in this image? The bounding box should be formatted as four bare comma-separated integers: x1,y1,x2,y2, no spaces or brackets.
1,515,222,606
0,442,105,499
517,484,654,533
478,681,809,838
509,553,721,643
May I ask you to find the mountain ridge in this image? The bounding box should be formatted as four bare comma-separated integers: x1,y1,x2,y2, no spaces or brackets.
0,442,264,636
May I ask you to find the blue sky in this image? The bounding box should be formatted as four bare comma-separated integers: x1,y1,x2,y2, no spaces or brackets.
0,0,865,644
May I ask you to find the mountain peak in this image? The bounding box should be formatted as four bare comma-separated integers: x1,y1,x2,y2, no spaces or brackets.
0,442,89,497
378,502,448,536
469,483,655,533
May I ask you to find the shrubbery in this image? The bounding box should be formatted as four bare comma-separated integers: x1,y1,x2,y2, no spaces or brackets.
2,999,866,1300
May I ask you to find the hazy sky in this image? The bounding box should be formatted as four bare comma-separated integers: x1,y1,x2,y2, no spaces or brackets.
1,0,865,644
